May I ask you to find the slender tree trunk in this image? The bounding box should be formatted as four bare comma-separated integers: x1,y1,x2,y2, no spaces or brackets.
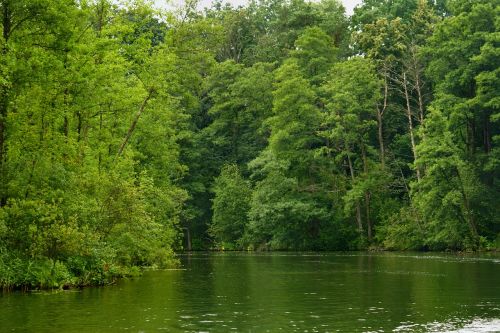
467,118,476,157
409,45,426,125
183,227,192,251
398,165,410,198
415,69,425,125
347,153,363,233
360,143,372,241
403,72,421,181
376,110,384,168
0,93,6,173
40,109,45,143
98,111,103,173
365,192,372,241
62,86,70,138
455,168,479,241
376,75,388,168
2,2,11,42
96,0,105,36
483,114,493,186
232,111,239,162
76,111,82,142
483,113,491,154
117,89,154,157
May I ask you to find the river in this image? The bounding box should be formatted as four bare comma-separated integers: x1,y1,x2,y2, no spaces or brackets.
1,252,499,332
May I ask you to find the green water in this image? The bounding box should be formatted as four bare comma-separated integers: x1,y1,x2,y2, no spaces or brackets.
1,252,500,332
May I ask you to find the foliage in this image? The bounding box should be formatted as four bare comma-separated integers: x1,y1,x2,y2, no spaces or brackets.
210,164,251,245
1,0,499,289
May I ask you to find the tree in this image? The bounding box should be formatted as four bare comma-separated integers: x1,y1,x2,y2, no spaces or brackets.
210,164,251,245
267,59,322,169
290,26,338,84
412,109,483,249
424,2,498,160
320,57,384,241
354,17,408,168
0,0,188,289
416,1,500,248
245,59,331,249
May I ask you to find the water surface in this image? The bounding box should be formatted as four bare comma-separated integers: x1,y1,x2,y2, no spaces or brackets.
1,252,499,332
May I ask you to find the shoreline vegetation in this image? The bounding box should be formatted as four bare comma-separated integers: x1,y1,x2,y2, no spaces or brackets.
0,0,499,291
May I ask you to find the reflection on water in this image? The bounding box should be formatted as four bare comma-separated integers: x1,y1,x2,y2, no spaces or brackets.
395,317,500,333
0,252,499,332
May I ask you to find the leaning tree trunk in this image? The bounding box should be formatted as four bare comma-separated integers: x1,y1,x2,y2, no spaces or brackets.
117,88,154,157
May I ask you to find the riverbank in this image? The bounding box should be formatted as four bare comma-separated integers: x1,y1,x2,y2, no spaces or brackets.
2,249,499,292
0,255,178,292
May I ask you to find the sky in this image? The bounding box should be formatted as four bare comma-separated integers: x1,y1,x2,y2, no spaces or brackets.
155,0,363,15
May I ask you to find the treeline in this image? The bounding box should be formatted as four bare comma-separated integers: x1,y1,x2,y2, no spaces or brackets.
0,0,498,289
198,0,500,252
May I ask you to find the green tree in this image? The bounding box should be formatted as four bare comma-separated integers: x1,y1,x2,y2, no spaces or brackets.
0,0,188,289
320,58,384,242
245,60,332,249
412,109,484,250
290,26,338,84
210,164,251,245
415,1,500,248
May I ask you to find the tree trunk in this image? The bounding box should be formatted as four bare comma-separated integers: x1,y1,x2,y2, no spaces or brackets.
347,153,363,233
360,144,372,241
376,110,384,167
2,2,11,42
403,72,421,181
376,75,388,168
0,95,6,167
365,192,372,242
467,116,476,157
455,168,479,241
409,45,426,125
76,111,82,142
117,88,154,157
96,0,105,36
98,110,103,173
183,227,192,251
483,113,492,154
415,67,425,125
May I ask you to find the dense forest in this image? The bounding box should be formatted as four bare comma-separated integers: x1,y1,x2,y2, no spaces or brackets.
0,0,498,289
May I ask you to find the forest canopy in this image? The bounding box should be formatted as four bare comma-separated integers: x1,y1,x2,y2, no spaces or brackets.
0,0,498,289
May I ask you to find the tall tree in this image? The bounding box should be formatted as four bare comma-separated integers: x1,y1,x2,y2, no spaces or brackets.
246,60,329,249
320,57,384,241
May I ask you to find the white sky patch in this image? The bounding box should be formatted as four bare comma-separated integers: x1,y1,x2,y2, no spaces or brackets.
154,0,363,15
